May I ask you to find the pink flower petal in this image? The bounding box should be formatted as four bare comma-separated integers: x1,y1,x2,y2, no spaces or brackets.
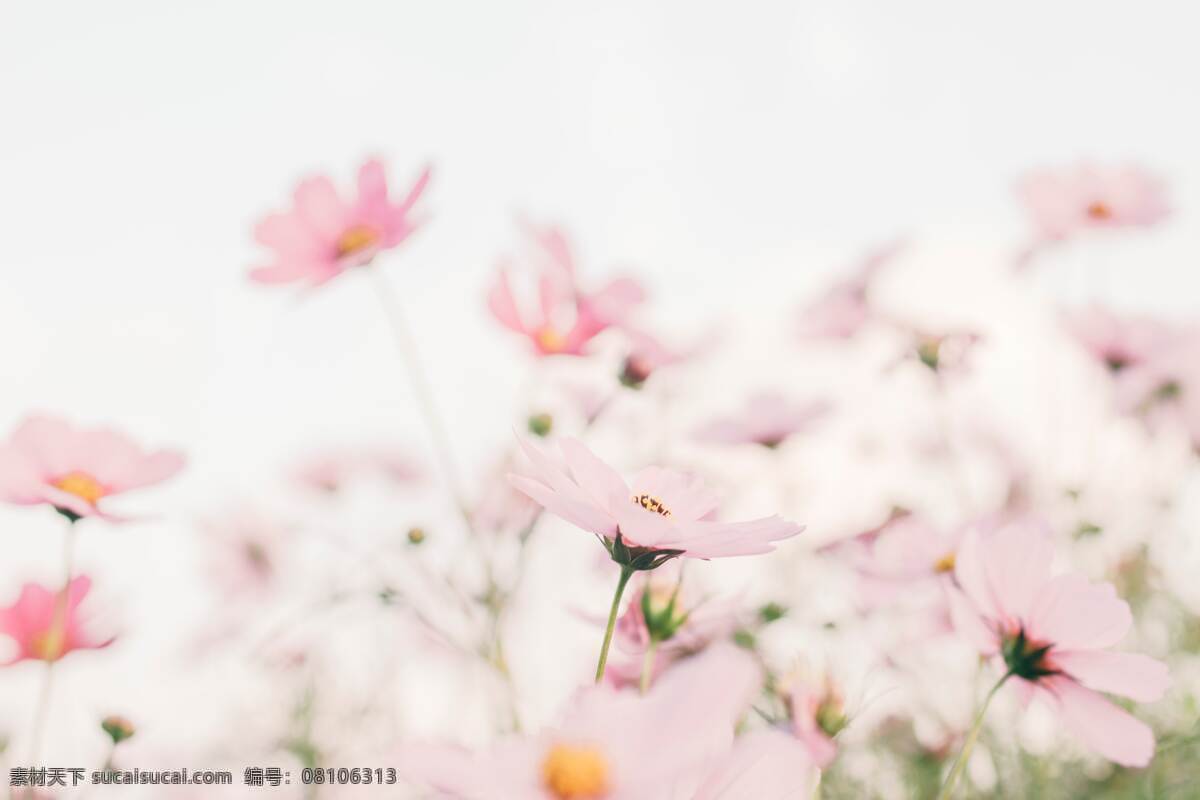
1049,678,1157,767
1053,650,1169,703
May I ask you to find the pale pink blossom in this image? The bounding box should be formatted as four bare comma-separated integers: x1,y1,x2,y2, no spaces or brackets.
784,672,845,769
1063,305,1176,375
399,644,761,800
249,158,430,287
690,730,819,800
947,521,1169,767
0,577,111,664
844,514,965,608
0,415,185,521
693,392,829,449
797,240,904,340
509,438,803,564
291,445,422,494
488,222,645,357
1017,163,1169,241
603,571,740,689
200,508,291,598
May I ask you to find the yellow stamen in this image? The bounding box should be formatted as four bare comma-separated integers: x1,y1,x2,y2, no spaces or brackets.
632,494,671,517
52,471,106,505
541,744,609,799
335,224,380,258
535,327,567,353
1086,201,1113,220
933,552,956,574
30,626,66,662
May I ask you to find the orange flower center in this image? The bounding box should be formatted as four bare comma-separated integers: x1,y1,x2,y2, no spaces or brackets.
335,225,380,258
933,552,956,574
535,327,567,353
52,471,106,505
30,625,66,662
541,744,610,799
632,494,671,517
1086,201,1113,220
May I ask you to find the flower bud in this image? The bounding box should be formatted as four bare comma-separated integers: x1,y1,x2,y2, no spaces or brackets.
101,715,135,745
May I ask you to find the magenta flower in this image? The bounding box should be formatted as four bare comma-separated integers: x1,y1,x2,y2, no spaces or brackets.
487,222,644,357
0,415,185,521
693,392,829,449
249,158,431,287
0,577,112,664
947,522,1169,767
510,437,803,565
399,643,761,800
1017,163,1169,241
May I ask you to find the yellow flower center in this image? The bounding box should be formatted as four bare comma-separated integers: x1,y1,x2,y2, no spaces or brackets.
1086,201,1113,220
535,327,567,353
933,552,956,574
632,494,671,517
30,625,66,662
335,224,380,257
541,744,610,799
52,471,106,505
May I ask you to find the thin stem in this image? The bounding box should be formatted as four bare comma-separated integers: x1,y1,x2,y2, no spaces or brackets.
594,566,634,684
638,639,659,694
937,672,1011,800
367,265,473,530
24,518,79,782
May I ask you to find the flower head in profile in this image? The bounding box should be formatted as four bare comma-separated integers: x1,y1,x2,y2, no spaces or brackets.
947,521,1169,766
1017,162,1169,241
487,221,644,357
693,392,829,449
400,644,761,800
249,158,431,287
775,666,848,769
0,577,112,664
0,416,185,521
510,437,803,568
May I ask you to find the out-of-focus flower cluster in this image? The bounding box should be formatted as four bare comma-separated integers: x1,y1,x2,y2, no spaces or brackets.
1,157,1196,799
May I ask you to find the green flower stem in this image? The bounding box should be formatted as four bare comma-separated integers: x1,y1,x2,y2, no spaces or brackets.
937,672,1011,800
639,639,660,694
595,566,634,684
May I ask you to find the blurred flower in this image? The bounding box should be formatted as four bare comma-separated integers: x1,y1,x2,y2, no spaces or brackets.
487,221,644,357
904,328,982,375
0,415,184,521
101,715,136,744
797,240,905,340
200,508,290,598
692,729,819,799
510,437,803,565
693,392,829,449
0,577,111,664
603,571,740,689
290,445,422,494
1017,163,1169,241
1063,305,1176,375
947,521,1169,767
249,158,431,286
843,514,965,608
399,644,760,799
618,327,715,389
777,667,847,769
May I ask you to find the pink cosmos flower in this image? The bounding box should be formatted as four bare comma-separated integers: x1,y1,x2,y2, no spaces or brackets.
693,392,829,449
603,571,740,689
1063,305,1176,375
777,668,847,769
487,222,645,357
399,643,761,800
0,415,185,521
249,158,431,287
797,240,905,340
947,521,1169,767
290,445,422,495
843,514,965,608
691,730,818,800
509,437,803,565
0,577,112,664
200,508,291,599
1016,163,1169,241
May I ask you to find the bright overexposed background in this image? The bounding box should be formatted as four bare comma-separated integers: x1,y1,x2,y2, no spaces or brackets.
2,0,1199,792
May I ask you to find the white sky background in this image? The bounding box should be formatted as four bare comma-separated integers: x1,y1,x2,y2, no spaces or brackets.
2,0,1200,786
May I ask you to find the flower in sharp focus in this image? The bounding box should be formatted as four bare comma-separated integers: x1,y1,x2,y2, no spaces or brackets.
509,437,803,567
399,643,761,800
1016,162,1169,241
0,577,112,664
0,415,185,521
249,158,431,287
487,221,645,357
946,521,1170,767
693,392,829,449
